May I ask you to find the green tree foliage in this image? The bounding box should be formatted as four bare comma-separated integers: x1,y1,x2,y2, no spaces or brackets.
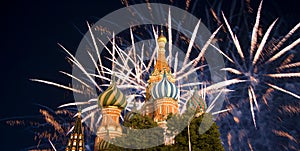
106,113,165,151
103,110,224,151
166,112,225,151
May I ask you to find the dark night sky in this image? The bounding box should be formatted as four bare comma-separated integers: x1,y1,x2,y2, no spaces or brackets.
0,0,299,150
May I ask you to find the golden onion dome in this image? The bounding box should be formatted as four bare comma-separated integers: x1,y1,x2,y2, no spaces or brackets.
157,29,167,43
98,80,127,109
157,35,167,43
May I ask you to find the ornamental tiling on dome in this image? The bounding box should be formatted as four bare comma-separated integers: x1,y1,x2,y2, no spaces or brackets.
98,79,127,109
95,76,127,150
188,89,207,112
151,71,179,100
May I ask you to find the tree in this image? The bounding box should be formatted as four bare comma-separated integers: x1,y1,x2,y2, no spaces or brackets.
105,113,165,151
166,111,225,151
102,110,224,151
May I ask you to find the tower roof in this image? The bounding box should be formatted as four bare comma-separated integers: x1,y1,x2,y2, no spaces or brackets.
152,28,171,74
98,78,127,109
151,71,179,100
188,90,207,112
157,29,167,43
66,112,85,151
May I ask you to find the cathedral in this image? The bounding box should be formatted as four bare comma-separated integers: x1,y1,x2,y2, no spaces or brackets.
66,30,207,151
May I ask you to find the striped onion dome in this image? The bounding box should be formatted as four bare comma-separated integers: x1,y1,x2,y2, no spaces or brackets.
188,90,207,111
96,139,110,150
151,72,179,100
98,80,127,109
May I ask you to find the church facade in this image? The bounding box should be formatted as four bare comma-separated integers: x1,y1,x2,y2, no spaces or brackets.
66,30,207,151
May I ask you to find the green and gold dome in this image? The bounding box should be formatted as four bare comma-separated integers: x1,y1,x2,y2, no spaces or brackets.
98,80,127,109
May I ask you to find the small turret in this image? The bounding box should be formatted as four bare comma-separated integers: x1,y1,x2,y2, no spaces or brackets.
66,112,85,151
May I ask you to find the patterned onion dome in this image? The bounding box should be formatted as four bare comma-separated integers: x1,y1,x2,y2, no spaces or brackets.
151,72,179,100
188,90,207,111
98,80,127,109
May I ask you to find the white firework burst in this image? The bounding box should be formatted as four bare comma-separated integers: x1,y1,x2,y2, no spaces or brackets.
221,1,300,128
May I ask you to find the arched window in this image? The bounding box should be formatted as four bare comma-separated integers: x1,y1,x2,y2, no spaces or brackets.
73,140,77,146
74,133,78,139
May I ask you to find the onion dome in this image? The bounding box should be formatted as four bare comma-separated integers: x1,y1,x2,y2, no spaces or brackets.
157,34,167,43
151,72,179,100
98,80,127,109
95,131,111,150
96,139,110,150
124,100,139,121
188,90,207,111
157,29,167,44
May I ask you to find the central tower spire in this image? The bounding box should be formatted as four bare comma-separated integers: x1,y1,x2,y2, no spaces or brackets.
154,29,170,73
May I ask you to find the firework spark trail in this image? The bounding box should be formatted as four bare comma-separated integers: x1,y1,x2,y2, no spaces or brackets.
249,86,259,111
130,28,137,71
168,8,173,66
194,26,222,66
87,51,103,81
212,108,231,115
48,139,57,151
176,65,207,81
173,52,179,77
87,22,104,77
252,19,278,65
248,87,257,128
222,12,245,60
58,43,102,91
97,60,147,88
265,73,300,78
58,101,93,108
281,105,300,115
247,139,254,151
59,71,92,90
221,68,243,75
206,79,246,93
177,26,222,76
40,109,64,134
206,89,224,113
210,8,222,27
272,129,297,142
273,22,300,52
266,83,300,99
182,19,201,67
209,44,234,63
227,132,233,151
277,62,300,70
146,26,159,72
250,0,263,58
268,38,300,63
73,105,98,118
30,79,83,94
178,82,204,88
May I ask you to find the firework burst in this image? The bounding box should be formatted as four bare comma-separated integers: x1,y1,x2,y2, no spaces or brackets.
220,1,300,128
